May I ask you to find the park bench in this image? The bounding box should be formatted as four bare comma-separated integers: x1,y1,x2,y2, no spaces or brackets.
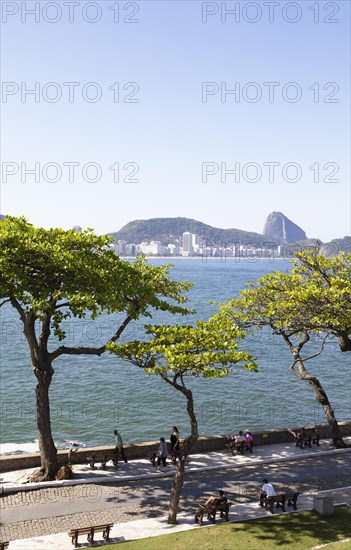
0,542,9,550
86,454,118,470
264,492,300,514
225,438,249,455
289,428,320,449
195,500,233,526
296,433,320,449
68,523,114,547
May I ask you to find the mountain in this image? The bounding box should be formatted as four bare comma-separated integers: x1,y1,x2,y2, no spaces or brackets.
262,212,307,243
109,217,279,247
320,237,351,257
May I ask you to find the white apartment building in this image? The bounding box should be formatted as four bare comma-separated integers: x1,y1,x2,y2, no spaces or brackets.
139,241,166,255
182,232,199,256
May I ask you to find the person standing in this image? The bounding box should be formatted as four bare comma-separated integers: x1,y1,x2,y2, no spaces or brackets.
112,429,128,463
235,430,246,453
259,479,276,507
170,426,180,462
245,431,254,453
156,437,168,471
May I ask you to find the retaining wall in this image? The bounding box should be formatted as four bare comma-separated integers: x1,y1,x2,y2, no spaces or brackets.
1,421,350,473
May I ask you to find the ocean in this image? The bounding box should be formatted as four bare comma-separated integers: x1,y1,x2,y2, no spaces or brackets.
1,258,350,454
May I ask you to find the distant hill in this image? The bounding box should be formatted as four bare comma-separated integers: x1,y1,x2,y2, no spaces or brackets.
320,237,351,257
263,211,307,243
109,217,279,247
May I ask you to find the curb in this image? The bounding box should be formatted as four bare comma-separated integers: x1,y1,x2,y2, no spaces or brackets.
1,447,350,495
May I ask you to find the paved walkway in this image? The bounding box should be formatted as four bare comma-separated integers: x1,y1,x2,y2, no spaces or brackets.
1,438,350,548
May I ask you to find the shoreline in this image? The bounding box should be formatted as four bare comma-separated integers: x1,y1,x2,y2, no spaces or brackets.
1,422,351,471
126,256,293,261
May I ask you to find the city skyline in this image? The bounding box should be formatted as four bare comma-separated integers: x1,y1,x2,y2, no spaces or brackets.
1,1,350,242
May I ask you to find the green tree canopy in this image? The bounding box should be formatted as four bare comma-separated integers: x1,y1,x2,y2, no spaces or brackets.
225,250,351,350
0,216,192,480
108,314,256,523
218,250,351,447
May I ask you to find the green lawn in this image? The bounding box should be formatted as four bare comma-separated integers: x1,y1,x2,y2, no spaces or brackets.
103,507,351,550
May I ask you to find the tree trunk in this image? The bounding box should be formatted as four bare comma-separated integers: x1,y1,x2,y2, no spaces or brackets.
167,386,199,524
168,456,186,524
338,332,351,352
30,365,59,481
295,357,346,448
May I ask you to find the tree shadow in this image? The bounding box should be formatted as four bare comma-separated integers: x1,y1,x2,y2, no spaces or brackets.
228,506,351,547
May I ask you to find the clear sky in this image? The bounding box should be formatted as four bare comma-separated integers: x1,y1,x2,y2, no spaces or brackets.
1,0,350,242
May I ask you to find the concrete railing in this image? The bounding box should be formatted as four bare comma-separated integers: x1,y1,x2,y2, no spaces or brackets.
1,421,350,472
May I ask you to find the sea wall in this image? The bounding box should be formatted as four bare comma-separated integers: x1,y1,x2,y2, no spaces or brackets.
1,421,350,473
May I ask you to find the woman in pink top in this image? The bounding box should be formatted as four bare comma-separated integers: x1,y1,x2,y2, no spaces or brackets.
245,431,253,453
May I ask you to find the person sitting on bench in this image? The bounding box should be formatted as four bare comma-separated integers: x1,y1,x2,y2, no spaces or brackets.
259,479,276,507
203,489,227,508
288,427,311,448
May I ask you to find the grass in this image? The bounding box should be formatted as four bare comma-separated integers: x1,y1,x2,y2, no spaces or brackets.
103,507,351,550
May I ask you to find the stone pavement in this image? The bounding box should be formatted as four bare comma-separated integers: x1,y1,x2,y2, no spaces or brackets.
1,437,350,548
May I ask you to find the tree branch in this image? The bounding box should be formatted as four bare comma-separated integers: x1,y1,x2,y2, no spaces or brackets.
49,315,133,361
10,297,26,324
300,334,329,362
39,311,52,352
161,372,185,394
0,298,11,308
55,302,70,309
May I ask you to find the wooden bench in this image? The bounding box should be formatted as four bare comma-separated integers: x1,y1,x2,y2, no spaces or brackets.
264,492,300,514
86,454,118,470
225,439,249,455
0,542,9,550
68,523,113,547
296,433,320,449
195,501,233,526
291,429,320,449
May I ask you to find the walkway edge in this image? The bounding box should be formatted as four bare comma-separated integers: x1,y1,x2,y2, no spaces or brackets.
1,447,350,495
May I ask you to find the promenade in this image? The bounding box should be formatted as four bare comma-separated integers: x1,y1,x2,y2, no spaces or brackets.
1,437,350,548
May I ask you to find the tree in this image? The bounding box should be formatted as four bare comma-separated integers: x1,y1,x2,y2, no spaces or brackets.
107,315,256,524
0,217,192,481
218,250,351,448
287,250,351,352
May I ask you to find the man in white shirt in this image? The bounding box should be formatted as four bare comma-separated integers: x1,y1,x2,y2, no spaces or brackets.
259,478,276,507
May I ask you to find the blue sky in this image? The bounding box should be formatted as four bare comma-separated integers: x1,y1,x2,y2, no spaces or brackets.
1,0,350,241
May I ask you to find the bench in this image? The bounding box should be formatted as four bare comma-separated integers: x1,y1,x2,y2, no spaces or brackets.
86,454,118,470
195,501,233,526
68,523,114,547
264,492,300,514
225,439,249,455
290,429,320,449
296,433,320,449
0,542,9,550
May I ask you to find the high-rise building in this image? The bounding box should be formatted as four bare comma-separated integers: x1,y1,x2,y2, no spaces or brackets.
182,232,194,256
182,232,200,255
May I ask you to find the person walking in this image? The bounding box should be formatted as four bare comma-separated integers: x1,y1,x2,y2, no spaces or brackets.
112,429,128,463
259,479,276,507
156,437,168,471
170,426,180,462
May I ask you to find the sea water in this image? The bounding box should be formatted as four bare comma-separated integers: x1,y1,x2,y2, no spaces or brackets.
0,258,350,454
